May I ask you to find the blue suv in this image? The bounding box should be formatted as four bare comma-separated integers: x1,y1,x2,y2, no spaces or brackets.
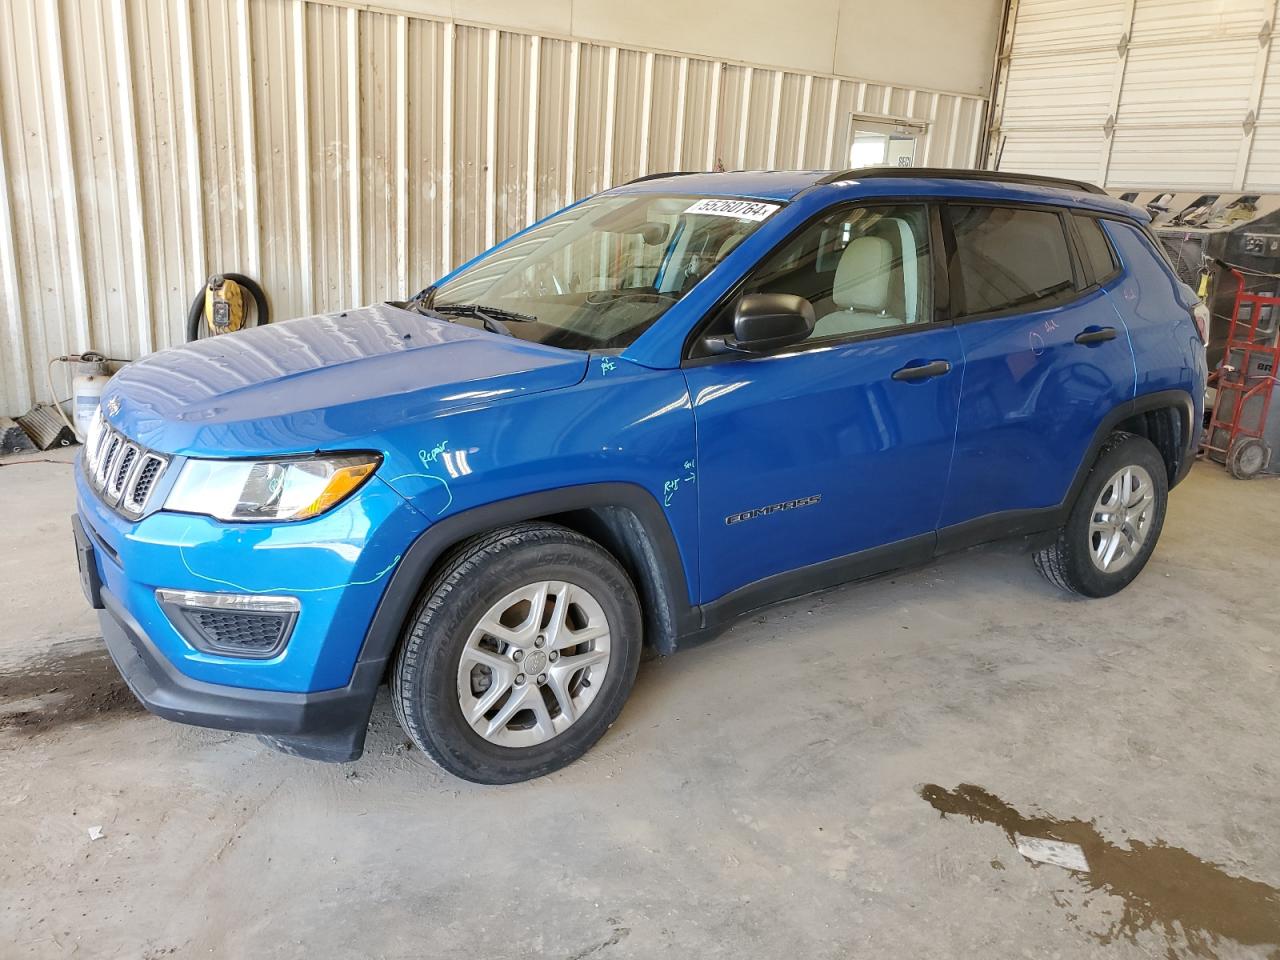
73,168,1207,782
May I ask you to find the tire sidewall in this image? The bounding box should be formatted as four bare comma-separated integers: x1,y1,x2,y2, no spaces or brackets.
1061,434,1169,597
401,532,642,783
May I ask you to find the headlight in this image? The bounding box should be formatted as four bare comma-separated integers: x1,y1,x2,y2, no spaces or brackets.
164,454,381,522
83,407,107,469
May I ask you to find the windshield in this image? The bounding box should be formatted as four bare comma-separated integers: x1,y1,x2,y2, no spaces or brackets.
424,194,781,351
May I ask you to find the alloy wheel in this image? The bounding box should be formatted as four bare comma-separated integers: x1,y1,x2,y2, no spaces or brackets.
1088,464,1155,574
456,580,612,748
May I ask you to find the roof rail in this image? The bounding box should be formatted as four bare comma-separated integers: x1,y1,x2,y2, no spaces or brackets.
814,166,1107,196
621,170,705,185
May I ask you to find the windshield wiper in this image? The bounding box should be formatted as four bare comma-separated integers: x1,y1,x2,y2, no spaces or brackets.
402,297,535,338
433,303,538,323
428,303,538,338
468,309,512,337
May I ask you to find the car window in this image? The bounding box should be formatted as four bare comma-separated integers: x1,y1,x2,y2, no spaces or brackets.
694,203,933,354
1074,215,1119,284
429,194,779,351
949,205,1075,317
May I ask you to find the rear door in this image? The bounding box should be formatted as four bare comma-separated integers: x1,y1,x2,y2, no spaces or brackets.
683,202,963,611
937,203,1136,536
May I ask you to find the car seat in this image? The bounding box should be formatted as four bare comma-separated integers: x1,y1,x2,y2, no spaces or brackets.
813,234,901,337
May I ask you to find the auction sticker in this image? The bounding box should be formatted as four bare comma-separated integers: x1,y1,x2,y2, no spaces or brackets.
684,198,780,221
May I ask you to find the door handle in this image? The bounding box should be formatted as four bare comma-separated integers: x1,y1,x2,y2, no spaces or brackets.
1074,326,1118,345
892,359,952,382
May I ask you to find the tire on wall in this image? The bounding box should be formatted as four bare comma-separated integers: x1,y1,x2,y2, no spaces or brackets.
1033,432,1169,598
391,522,643,784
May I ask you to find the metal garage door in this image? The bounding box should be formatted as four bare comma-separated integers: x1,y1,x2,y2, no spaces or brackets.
990,0,1280,190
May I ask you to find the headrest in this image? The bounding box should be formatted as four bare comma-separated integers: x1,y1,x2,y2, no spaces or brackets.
833,235,893,311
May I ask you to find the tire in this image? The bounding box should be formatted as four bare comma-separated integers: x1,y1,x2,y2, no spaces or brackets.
1033,432,1169,598
391,522,642,784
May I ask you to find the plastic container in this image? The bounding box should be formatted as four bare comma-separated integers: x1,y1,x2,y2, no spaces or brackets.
72,361,109,439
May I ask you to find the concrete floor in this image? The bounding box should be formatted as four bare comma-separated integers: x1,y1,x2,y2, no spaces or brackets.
3,449,1279,959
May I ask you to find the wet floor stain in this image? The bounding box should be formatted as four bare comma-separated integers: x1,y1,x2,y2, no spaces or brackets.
921,783,1280,958
0,645,143,733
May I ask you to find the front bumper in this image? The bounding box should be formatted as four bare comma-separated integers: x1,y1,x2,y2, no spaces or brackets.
74,453,432,761
95,574,381,761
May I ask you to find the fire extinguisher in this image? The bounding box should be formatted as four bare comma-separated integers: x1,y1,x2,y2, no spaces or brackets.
185,273,270,342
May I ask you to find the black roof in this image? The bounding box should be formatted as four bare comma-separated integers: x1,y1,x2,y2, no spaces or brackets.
621,171,706,185
815,166,1107,196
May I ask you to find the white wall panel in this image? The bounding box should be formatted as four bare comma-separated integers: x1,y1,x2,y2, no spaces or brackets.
1005,0,1130,52
1241,126,1280,186
997,51,1116,132
998,130,1111,183
1245,14,1280,187
0,0,986,415
1130,0,1269,41
322,0,1004,98
1120,39,1257,124
992,0,1280,191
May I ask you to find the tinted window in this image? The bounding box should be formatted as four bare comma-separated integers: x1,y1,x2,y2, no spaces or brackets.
1074,215,1118,283
950,205,1075,316
695,203,933,354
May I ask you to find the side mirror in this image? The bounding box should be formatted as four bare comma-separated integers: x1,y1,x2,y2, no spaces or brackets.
706,293,815,354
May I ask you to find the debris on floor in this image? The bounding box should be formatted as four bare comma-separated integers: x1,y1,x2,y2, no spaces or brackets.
87,825,104,841
1014,835,1089,872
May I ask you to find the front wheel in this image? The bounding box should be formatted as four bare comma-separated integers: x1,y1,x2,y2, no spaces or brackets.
391,523,642,784
1034,432,1169,598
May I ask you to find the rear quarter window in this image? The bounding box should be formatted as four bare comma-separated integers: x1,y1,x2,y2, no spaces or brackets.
949,205,1076,317
1074,215,1120,285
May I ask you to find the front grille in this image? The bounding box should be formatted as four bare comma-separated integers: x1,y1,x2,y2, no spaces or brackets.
85,422,169,516
110,444,138,498
95,435,120,483
125,455,164,512
188,609,289,653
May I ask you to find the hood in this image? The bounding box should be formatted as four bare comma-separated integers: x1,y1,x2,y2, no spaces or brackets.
105,304,588,455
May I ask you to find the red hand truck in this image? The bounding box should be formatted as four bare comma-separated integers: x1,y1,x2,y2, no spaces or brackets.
1201,266,1280,478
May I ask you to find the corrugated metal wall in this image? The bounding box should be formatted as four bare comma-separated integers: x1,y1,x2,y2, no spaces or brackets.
990,0,1280,191
0,0,987,415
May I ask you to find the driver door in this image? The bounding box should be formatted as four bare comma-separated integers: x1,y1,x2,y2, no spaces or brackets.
682,202,963,613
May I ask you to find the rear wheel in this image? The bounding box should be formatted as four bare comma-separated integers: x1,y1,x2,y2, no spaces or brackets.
1034,432,1168,598
391,522,642,784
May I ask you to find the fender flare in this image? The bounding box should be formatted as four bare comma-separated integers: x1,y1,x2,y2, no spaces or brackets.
353,482,698,678
1064,388,1197,508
